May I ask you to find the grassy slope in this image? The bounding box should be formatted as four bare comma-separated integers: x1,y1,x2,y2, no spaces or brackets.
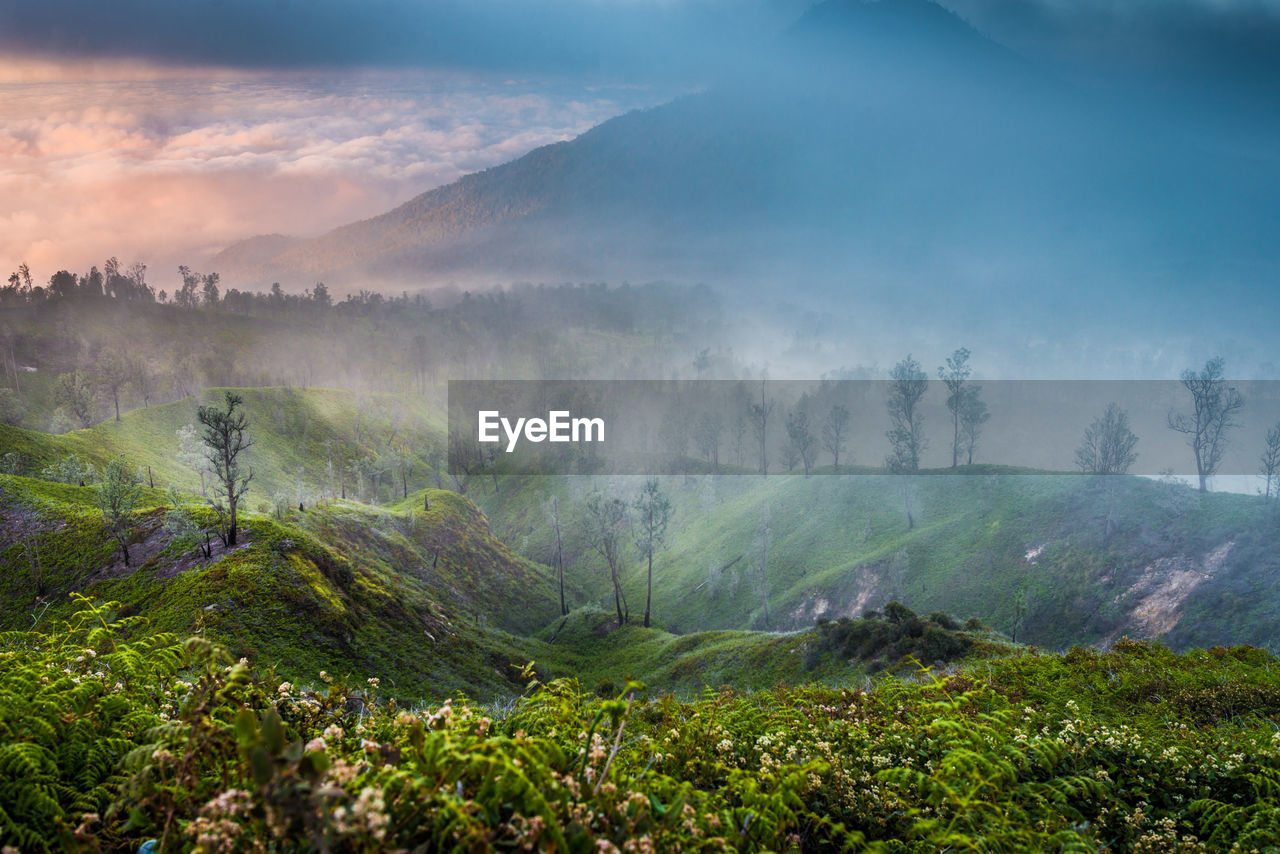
0,385,441,502
0,475,564,698
475,472,1280,652
8,386,1278,700
5,471,947,700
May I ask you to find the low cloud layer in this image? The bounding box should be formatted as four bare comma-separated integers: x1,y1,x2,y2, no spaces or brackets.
0,66,671,286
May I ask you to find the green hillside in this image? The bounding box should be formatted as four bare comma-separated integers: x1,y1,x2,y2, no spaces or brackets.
0,385,441,503
476,472,1280,652
0,473,564,696
0,386,1024,702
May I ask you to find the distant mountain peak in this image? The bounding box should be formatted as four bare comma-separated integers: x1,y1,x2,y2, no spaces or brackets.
784,0,1028,77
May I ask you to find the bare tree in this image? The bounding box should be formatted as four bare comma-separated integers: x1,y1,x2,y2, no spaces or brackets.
1168,357,1244,493
693,410,723,474
886,355,928,472
822,404,850,472
785,407,818,477
633,479,672,628
755,512,771,629
197,391,253,546
130,354,155,408
958,386,989,465
98,353,130,421
938,347,971,468
748,380,774,475
1076,403,1139,475
386,440,414,498
547,495,568,615
583,491,629,625
1261,422,1280,500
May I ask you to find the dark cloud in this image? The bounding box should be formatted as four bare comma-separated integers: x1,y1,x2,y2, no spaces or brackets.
940,0,1280,99
3,0,1276,94
0,0,795,80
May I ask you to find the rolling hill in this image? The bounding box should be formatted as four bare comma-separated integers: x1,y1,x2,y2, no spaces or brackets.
474,472,1280,653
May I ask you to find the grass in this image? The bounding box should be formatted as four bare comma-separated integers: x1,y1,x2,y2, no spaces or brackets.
474,471,1280,653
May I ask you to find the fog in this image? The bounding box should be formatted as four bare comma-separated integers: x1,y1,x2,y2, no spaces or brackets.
3,0,1279,382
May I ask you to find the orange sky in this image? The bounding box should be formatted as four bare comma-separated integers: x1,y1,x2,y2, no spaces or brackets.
0,58,662,290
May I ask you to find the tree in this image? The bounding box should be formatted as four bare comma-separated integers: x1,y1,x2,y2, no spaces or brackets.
176,423,211,495
41,453,95,485
958,386,989,465
54,370,97,428
197,391,254,546
693,410,723,474
583,491,629,625
658,405,690,472
1261,423,1280,500
547,496,568,616
96,458,140,566
785,407,818,476
1168,357,1244,492
822,404,850,472
886,355,928,472
748,380,774,475
0,388,26,426
938,348,971,468
164,488,214,560
176,265,201,308
385,441,414,498
130,354,155,408
1075,403,1139,475
201,272,221,308
98,353,130,421
755,511,772,629
633,479,672,628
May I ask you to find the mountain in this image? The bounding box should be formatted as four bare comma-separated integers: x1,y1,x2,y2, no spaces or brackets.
213,0,1280,338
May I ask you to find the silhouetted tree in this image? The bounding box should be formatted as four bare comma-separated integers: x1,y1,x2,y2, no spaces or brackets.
958,386,989,465
886,355,928,472
938,347,971,468
1168,357,1244,492
785,406,817,476
749,379,774,475
1261,422,1280,500
1076,403,1139,475
822,404,850,472
694,410,723,473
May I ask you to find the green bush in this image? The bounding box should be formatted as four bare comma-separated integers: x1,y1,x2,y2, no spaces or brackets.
4,599,1280,852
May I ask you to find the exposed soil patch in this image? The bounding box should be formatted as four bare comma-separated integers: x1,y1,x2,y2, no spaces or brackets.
0,498,67,544
86,513,255,582
1110,541,1233,641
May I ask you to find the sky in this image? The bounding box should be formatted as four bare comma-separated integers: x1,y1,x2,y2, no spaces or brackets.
1,0,1277,288
0,64,674,284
